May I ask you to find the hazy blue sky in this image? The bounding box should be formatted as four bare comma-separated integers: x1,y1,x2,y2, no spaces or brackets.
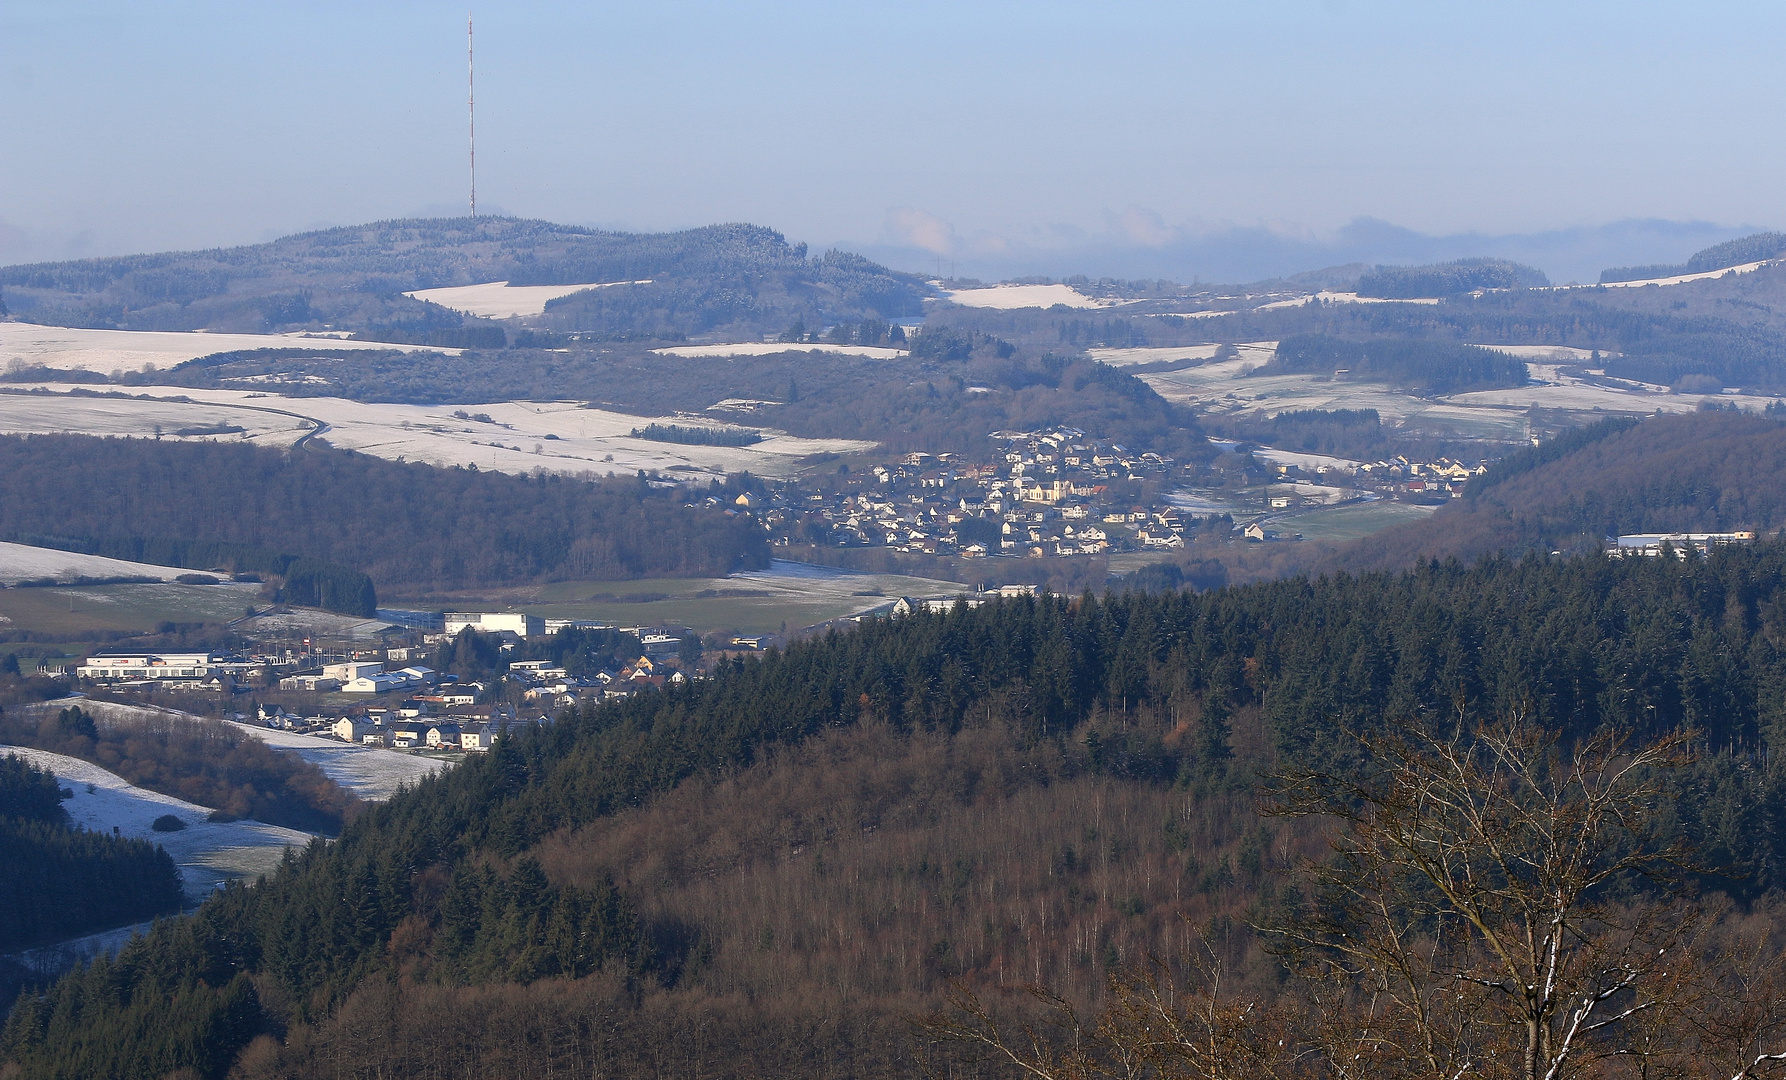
2,1,1781,281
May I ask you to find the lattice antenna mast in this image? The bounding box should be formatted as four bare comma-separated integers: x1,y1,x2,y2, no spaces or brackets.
468,12,476,217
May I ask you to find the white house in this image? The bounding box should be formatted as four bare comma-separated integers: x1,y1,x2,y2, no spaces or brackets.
457,723,493,751
332,717,379,743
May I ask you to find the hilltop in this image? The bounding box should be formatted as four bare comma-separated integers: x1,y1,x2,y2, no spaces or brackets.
0,218,927,344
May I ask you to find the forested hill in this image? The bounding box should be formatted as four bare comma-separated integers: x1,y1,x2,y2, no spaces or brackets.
0,435,768,595
1328,410,1786,572
1601,230,1786,283
1355,256,1549,298
15,547,1786,1076
0,217,926,342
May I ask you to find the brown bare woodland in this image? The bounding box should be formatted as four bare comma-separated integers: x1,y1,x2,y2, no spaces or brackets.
920,722,1786,1080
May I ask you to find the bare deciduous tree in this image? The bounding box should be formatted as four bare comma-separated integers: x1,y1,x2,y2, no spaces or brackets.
1262,721,1699,1080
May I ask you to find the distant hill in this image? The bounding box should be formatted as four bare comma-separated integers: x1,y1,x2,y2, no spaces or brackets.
1355,257,1549,298
1326,411,1786,571
1600,231,1786,283
0,218,926,343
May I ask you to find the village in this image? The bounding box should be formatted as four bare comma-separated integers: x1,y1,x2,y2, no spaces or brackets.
733,427,1492,556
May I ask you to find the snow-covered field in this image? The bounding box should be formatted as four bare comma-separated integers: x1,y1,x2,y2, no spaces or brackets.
1089,344,1225,367
1088,342,1278,368
1471,344,1607,361
653,342,907,360
0,322,457,377
0,384,877,480
1141,351,1777,446
404,279,652,318
0,744,311,900
1553,260,1778,290
1252,448,1365,472
221,723,447,800
1448,382,1773,414
0,542,193,585
939,284,1116,310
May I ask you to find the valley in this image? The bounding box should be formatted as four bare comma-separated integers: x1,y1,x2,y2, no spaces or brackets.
7,218,1786,1080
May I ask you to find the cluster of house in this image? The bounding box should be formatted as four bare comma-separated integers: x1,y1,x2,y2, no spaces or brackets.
711,426,1505,561
730,428,1198,559
505,654,688,711
882,583,1040,617
1352,457,1489,497
252,702,526,753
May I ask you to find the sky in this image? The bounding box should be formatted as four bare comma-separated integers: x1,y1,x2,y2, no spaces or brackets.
1,1,1782,283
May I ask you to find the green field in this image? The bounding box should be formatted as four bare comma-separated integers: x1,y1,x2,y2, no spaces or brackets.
465,562,972,636
0,581,261,636
1282,500,1438,541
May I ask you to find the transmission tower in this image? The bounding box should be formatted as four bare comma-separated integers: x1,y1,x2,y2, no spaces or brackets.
468,12,476,217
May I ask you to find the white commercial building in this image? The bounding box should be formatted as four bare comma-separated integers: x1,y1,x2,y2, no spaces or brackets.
324,661,385,683
444,612,545,639
78,652,228,681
